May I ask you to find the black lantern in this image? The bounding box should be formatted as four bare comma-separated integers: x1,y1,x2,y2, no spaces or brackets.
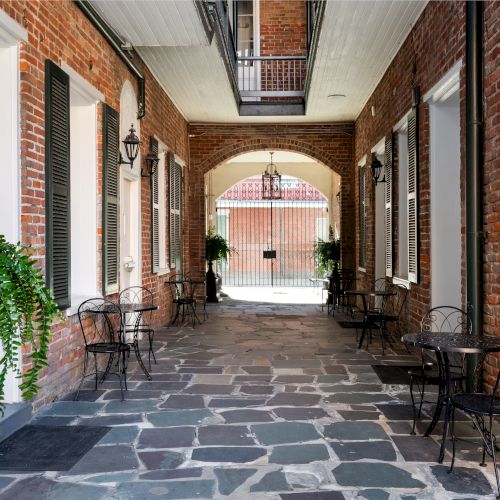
262,152,282,200
370,154,385,185
119,124,141,168
142,150,160,178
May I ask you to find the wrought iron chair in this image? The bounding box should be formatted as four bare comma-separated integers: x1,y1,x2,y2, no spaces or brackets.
330,269,356,315
376,283,409,342
409,306,472,434
119,286,156,369
185,270,208,320
166,275,200,327
449,360,500,499
75,298,129,401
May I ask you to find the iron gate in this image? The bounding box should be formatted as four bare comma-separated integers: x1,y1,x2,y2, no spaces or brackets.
216,177,328,286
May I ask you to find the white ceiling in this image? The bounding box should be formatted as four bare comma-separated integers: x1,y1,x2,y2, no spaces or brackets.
91,0,427,123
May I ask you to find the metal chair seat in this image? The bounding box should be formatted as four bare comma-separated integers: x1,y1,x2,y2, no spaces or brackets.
452,393,500,416
408,365,464,384
87,342,130,354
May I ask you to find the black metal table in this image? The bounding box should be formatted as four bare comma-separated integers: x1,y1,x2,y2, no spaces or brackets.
402,331,500,463
166,280,205,326
346,290,396,348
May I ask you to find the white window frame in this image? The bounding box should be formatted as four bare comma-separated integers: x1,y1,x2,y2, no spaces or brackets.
358,155,367,273
157,141,169,275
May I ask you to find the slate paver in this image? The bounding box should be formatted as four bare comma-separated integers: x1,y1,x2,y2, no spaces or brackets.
159,395,205,409
358,489,390,500
252,422,321,445
146,409,212,427
332,463,425,488
280,492,345,500
215,468,257,495
267,393,321,406
431,465,493,495
98,426,139,444
337,410,380,420
198,425,255,445
325,393,395,404
329,440,397,461
114,480,214,499
138,427,195,448
182,384,234,394
269,444,330,464
250,470,291,492
392,435,441,462
138,450,184,470
104,400,159,413
273,407,329,420
221,409,274,423
323,421,389,441
209,398,267,408
68,445,139,474
191,446,267,463
139,468,202,480
38,401,105,416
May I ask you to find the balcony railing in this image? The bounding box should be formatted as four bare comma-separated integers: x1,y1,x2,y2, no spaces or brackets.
238,56,307,102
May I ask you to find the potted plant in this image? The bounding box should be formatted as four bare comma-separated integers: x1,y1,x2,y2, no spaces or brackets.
0,235,61,414
313,227,341,278
205,227,233,303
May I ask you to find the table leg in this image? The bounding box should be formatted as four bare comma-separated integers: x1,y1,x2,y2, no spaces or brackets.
423,351,445,438
357,295,368,349
438,353,452,463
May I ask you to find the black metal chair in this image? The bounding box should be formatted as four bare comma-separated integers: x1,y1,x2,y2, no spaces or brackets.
409,306,472,434
119,286,156,369
75,298,129,401
450,361,500,499
185,270,208,320
166,276,200,327
376,283,409,342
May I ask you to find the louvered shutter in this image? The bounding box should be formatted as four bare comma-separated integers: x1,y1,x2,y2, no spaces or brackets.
102,104,120,295
385,135,393,277
168,153,182,268
45,60,71,310
407,108,419,283
359,165,366,269
150,137,160,273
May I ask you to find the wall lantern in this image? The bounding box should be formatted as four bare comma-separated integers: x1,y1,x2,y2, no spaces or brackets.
262,152,282,200
336,190,341,202
142,145,160,178
119,124,141,168
370,154,385,186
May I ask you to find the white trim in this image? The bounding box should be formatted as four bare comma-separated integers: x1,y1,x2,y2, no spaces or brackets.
61,62,104,103
423,60,462,104
358,267,366,273
0,9,27,46
392,276,410,288
358,155,367,167
174,154,186,167
371,138,385,156
393,109,411,133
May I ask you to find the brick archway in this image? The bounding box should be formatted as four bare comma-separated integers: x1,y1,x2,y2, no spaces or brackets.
187,122,355,274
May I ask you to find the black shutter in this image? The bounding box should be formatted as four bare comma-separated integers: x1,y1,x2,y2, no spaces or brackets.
45,59,71,310
359,165,366,269
150,137,160,273
102,104,120,295
385,134,393,277
407,108,419,283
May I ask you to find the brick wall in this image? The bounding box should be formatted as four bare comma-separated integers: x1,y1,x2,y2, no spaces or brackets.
259,0,307,56
0,0,189,408
354,1,500,385
187,122,355,275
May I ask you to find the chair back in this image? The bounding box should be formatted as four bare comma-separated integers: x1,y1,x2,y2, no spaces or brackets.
165,278,184,302
185,270,207,301
77,298,123,347
385,283,409,316
420,306,472,334
120,286,154,326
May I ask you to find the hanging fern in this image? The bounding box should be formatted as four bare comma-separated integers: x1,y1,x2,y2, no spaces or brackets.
0,235,61,413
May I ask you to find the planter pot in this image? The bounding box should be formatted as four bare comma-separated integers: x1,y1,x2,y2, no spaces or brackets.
206,261,220,303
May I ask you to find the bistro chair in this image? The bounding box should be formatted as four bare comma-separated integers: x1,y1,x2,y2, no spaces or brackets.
185,270,208,320
119,286,156,369
449,362,500,499
166,275,201,327
377,283,409,342
409,306,472,434
75,298,129,401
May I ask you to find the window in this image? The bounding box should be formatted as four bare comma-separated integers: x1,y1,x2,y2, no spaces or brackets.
359,162,366,271
169,153,183,269
234,0,254,57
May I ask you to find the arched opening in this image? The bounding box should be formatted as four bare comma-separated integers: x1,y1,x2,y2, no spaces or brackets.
205,151,342,295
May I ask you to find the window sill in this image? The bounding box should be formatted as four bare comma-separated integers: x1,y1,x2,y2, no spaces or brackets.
157,268,171,277
393,276,411,288
66,293,102,317
358,267,366,273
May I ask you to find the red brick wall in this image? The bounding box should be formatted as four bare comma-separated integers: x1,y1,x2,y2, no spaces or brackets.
188,122,354,275
259,0,307,56
0,0,189,408
354,1,500,383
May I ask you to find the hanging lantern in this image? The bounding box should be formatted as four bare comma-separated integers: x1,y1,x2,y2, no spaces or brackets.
262,152,282,200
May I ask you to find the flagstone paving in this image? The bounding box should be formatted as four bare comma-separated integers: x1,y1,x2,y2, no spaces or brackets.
0,297,498,499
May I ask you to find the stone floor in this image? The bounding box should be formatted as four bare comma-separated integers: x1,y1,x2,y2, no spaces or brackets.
0,295,498,499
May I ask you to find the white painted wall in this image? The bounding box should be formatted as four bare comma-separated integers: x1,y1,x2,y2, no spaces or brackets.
119,80,141,291
430,91,461,309
0,12,27,404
